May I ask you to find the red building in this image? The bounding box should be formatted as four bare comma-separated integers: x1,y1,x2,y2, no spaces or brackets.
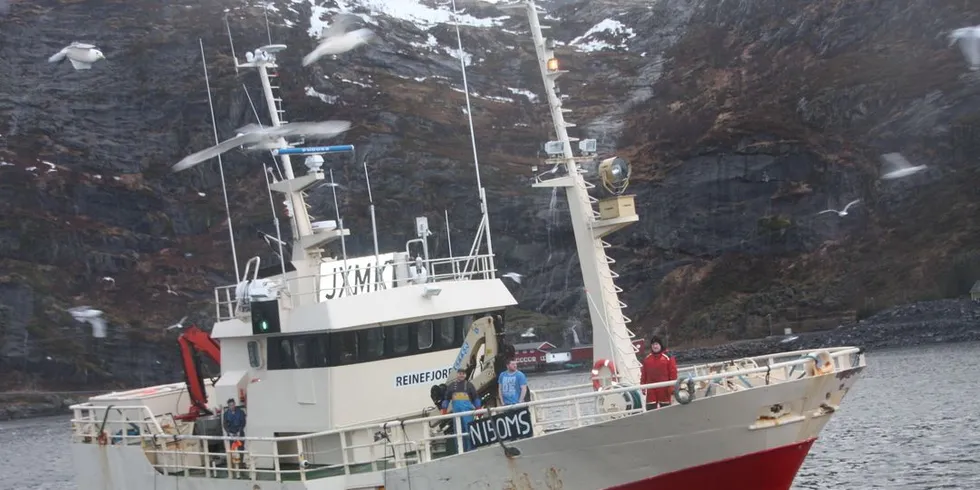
567,339,646,364
512,341,556,370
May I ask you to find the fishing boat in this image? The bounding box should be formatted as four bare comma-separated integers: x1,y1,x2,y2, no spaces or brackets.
67,1,866,489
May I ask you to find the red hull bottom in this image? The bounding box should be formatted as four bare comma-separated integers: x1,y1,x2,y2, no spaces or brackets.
608,438,817,490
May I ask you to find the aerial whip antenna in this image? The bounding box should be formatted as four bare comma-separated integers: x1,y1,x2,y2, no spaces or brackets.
264,167,288,279
199,38,241,281
450,0,496,275
329,168,351,296
362,153,382,272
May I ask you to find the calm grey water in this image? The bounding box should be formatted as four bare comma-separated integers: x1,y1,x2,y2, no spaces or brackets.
3,343,977,489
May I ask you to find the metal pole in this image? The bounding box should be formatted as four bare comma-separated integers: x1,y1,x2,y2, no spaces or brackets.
329,169,351,295
445,210,456,278
200,39,240,281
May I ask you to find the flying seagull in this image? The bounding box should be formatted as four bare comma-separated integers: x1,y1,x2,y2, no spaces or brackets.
165,316,188,331
48,42,105,70
818,199,861,217
170,121,351,172
880,153,927,180
949,26,980,71
302,13,377,66
67,306,107,338
501,272,523,284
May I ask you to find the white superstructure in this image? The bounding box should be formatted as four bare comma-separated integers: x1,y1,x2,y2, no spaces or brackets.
68,2,866,489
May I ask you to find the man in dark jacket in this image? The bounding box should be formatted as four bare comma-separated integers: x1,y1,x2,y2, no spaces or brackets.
442,370,482,452
640,336,678,410
223,398,246,438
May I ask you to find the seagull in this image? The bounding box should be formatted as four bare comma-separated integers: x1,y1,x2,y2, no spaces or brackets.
880,152,927,180
501,272,523,284
817,199,861,217
165,284,178,296
66,306,107,338
165,316,188,331
42,161,56,173
949,26,980,71
302,13,377,66
48,42,105,70
170,121,352,172
101,276,115,285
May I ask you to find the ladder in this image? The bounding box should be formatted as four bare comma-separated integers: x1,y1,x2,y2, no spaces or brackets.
268,70,287,124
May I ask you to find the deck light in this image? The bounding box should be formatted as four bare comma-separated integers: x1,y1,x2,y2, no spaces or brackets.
546,58,559,72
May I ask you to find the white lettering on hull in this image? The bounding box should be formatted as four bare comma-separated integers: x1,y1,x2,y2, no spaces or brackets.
467,407,534,449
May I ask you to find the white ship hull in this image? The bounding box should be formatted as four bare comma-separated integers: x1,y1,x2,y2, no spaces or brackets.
71,361,863,490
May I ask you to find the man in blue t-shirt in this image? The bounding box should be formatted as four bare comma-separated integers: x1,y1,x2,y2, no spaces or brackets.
497,359,528,406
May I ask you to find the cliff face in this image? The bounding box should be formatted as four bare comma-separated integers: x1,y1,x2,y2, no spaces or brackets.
1,0,979,389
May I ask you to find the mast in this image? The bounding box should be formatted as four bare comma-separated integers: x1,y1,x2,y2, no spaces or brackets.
232,44,352,305
514,0,643,384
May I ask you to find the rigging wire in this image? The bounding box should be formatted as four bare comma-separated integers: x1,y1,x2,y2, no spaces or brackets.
450,0,496,274
199,38,241,281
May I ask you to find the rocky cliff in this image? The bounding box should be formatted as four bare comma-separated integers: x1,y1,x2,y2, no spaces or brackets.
1,0,979,390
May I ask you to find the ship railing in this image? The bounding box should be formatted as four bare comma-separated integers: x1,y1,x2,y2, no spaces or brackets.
213,252,497,321
69,346,862,482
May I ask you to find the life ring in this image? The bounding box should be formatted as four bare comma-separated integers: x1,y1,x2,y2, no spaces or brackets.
591,359,618,390
96,431,108,446
674,377,696,405
804,351,835,377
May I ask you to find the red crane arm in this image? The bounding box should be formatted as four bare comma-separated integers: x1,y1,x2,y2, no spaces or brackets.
175,325,221,420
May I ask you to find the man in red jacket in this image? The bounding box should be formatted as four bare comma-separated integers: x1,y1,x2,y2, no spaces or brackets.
640,335,678,410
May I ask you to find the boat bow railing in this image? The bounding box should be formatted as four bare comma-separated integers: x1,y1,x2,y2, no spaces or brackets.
70,347,863,482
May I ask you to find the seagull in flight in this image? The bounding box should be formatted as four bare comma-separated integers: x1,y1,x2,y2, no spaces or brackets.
880,153,927,180
170,121,351,172
302,13,377,66
501,272,523,284
949,26,980,71
817,199,861,217
165,284,178,296
48,42,105,70
66,306,107,338
165,316,188,331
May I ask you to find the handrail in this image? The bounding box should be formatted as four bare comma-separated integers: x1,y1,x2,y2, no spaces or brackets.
71,347,861,445
213,252,498,320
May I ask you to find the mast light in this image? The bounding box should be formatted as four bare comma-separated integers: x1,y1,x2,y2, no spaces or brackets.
546,58,559,72
598,157,631,195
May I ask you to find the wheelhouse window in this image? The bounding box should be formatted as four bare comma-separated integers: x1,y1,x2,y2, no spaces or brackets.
456,315,474,342
417,320,434,351
247,341,262,368
389,324,410,355
358,328,385,361
436,318,455,349
264,311,500,369
331,331,358,365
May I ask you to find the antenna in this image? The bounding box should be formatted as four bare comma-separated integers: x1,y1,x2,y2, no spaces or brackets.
263,3,273,46
445,209,456,279
450,0,495,275
199,38,241,281
225,16,239,75
362,153,381,268
264,166,288,279
329,168,351,295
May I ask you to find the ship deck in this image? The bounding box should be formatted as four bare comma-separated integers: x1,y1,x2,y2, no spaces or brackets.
69,346,864,487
